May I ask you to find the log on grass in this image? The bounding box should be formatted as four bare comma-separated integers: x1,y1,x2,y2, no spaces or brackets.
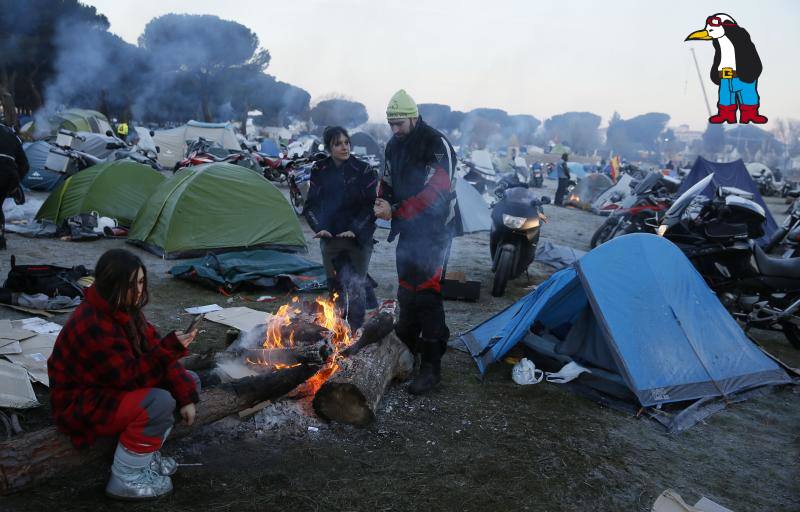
313,332,413,427
0,364,318,495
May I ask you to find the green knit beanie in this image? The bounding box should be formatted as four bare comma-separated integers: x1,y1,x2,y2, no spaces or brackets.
386,89,419,120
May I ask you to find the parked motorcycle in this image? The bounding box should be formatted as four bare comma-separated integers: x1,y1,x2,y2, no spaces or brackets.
764,195,800,258
174,137,261,173
590,172,674,248
489,181,545,297
529,165,544,188
753,169,780,197
658,173,800,348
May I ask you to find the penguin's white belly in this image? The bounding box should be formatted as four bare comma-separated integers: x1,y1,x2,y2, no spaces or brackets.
717,37,737,70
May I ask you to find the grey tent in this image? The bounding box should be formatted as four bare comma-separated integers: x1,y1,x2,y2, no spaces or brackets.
350,132,382,162
591,174,634,214
566,173,612,210
454,177,492,233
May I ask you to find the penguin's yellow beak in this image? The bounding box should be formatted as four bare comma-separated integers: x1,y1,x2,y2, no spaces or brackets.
685,29,711,41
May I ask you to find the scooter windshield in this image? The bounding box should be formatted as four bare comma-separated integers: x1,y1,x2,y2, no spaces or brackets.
664,173,715,221
503,186,540,204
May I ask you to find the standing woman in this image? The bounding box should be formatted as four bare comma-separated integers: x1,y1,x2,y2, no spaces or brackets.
48,249,200,500
304,126,377,330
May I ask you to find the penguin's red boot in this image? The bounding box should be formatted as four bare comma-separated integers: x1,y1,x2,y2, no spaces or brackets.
739,104,768,124
709,104,738,124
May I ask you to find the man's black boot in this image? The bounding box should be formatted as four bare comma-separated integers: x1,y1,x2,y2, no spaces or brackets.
408,339,441,395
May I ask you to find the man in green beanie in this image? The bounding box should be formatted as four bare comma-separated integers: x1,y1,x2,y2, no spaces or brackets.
374,89,457,395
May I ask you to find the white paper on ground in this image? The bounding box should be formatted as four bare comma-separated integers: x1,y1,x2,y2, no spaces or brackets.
694,497,734,512
11,317,62,334
185,304,223,314
0,358,39,408
651,490,735,512
205,307,272,332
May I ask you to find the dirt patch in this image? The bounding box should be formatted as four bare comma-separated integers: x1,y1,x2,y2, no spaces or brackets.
1,183,798,511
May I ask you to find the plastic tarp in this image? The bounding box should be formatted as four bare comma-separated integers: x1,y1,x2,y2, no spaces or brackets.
36,160,165,227
152,121,240,168
677,156,777,243
169,249,327,292
458,234,790,407
259,139,280,156
128,162,306,258
534,238,586,270
591,174,634,213
566,174,612,210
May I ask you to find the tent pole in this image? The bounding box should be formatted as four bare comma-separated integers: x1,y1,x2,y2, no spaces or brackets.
690,48,713,117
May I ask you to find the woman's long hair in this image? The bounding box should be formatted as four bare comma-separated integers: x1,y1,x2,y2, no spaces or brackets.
94,249,150,355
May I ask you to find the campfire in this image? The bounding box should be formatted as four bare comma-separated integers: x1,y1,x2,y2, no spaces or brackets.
246,295,355,394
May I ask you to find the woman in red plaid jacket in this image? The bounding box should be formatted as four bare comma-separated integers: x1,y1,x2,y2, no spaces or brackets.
48,249,200,500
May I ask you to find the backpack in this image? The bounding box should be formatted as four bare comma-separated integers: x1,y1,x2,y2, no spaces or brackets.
3,255,91,298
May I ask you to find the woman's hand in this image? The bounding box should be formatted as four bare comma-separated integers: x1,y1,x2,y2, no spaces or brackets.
336,231,356,238
314,230,333,238
175,329,197,348
180,403,196,426
374,199,392,221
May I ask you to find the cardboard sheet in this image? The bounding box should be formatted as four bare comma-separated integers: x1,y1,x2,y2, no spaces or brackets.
205,307,272,332
4,333,57,386
0,359,39,409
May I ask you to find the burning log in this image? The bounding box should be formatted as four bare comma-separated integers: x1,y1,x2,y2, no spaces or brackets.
0,364,318,495
313,332,413,427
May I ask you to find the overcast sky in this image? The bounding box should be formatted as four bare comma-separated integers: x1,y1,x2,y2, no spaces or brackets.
85,0,800,130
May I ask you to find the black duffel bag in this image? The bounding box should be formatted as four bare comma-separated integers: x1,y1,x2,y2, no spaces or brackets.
3,255,91,298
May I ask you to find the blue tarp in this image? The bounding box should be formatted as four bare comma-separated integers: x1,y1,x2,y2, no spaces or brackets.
677,156,778,243
459,234,790,407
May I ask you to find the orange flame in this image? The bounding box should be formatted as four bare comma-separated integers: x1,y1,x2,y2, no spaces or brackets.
254,295,355,393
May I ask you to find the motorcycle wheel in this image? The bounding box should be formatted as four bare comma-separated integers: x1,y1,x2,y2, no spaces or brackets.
289,182,305,215
590,217,617,249
780,321,800,349
491,247,514,297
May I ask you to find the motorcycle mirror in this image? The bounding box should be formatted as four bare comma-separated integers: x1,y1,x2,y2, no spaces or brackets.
105,130,114,137
149,130,155,137
155,146,160,154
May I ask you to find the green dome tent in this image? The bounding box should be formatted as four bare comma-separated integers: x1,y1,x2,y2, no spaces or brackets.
36,160,166,227
128,162,306,258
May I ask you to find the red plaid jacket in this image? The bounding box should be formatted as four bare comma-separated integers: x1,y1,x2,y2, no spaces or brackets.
48,285,198,448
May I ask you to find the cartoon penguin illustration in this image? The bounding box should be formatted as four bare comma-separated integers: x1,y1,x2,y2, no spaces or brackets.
686,13,767,124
